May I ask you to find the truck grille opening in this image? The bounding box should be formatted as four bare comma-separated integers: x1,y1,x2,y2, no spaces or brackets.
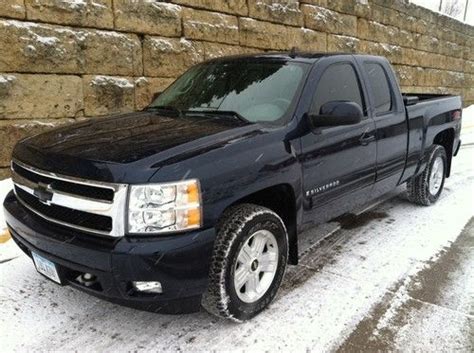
15,187,113,232
11,160,128,237
12,162,115,202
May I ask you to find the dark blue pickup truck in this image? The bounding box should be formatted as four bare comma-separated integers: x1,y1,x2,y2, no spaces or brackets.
3,52,462,321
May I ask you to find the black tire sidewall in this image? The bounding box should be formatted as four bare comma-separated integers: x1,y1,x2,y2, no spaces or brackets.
225,212,288,321
426,147,447,203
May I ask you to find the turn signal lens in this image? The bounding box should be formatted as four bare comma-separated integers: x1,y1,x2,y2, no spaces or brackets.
186,208,201,227
186,182,200,203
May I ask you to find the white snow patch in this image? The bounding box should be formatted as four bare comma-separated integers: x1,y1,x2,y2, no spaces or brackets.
0,75,16,84
149,1,181,13
57,0,107,10
187,20,238,30
179,37,193,47
34,35,60,46
5,20,68,54
66,0,88,9
96,30,129,40
463,104,474,120
15,121,58,129
91,76,134,88
313,6,345,25
462,104,474,131
151,38,175,51
256,1,300,15
300,27,314,34
3,19,40,30
380,43,396,53
134,77,149,86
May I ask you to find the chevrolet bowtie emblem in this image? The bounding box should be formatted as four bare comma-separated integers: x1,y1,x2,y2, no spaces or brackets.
34,182,54,205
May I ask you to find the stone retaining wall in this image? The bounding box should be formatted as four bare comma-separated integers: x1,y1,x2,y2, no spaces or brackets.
0,0,473,178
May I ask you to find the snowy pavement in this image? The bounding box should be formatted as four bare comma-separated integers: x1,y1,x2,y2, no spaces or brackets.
1,136,473,351
0,146,472,351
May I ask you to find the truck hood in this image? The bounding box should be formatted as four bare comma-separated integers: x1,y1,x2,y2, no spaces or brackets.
13,111,262,183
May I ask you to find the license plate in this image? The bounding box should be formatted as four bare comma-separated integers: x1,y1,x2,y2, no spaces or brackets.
32,252,61,284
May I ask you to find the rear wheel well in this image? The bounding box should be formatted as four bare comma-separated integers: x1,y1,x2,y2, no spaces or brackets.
433,128,454,177
227,184,298,265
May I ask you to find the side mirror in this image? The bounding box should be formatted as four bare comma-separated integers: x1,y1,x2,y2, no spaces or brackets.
309,101,363,128
151,91,162,101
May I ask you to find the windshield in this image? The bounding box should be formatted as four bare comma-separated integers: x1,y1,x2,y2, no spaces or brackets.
149,60,309,124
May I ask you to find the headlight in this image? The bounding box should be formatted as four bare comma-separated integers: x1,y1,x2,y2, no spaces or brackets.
128,180,201,234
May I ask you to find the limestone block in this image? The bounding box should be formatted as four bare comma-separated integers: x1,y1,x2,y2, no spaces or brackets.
0,73,83,119
83,75,135,116
143,36,205,77
25,0,113,28
114,0,182,36
248,0,303,26
183,8,239,44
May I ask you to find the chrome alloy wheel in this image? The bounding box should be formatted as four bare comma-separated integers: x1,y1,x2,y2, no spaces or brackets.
233,230,279,303
429,156,444,195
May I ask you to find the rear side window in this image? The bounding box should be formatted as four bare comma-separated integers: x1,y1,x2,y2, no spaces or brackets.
312,63,364,115
364,63,392,114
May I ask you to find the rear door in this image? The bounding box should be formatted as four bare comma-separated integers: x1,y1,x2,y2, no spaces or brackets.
299,57,377,226
356,58,407,196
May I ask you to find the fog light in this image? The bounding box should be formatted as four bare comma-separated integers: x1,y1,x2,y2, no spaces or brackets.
133,281,163,293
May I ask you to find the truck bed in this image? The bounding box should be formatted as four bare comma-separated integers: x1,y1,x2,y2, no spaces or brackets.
401,93,462,184
402,93,457,105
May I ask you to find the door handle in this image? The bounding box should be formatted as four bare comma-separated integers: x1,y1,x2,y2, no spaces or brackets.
359,133,376,146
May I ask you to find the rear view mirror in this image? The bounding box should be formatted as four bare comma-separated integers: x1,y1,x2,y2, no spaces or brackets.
310,101,363,128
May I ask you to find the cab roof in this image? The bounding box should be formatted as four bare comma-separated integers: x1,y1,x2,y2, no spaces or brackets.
206,51,383,64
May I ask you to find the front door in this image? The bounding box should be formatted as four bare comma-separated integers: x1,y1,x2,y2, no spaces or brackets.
299,59,377,226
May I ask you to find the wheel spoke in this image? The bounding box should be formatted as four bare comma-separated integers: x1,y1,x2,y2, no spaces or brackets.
238,244,253,264
429,156,444,195
251,233,267,256
246,272,260,295
234,266,250,290
259,253,278,272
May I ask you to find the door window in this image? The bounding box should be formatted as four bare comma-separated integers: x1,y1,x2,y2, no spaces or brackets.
312,63,365,116
363,63,393,114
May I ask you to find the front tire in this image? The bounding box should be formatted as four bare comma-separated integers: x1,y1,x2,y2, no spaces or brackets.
202,204,288,321
407,145,447,206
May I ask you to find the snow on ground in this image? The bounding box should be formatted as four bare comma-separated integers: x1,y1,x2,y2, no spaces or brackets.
0,146,472,351
463,104,474,130
0,106,473,351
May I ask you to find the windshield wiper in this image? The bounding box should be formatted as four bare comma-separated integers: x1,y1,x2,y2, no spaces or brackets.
145,105,183,117
188,110,251,124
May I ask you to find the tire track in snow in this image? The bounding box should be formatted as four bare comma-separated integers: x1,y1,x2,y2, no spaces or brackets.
336,217,474,352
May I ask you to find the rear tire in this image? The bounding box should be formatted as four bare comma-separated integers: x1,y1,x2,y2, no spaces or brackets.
407,145,447,206
202,203,288,321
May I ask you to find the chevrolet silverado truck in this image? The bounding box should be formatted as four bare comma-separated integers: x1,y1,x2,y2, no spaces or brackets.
3,53,462,321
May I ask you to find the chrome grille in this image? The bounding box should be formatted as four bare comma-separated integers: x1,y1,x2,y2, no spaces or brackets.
11,160,128,237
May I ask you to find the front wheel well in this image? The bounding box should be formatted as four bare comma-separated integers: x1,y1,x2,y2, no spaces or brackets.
433,128,454,177
226,184,298,265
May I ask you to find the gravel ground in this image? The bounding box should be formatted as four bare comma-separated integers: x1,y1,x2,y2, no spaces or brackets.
1,136,473,352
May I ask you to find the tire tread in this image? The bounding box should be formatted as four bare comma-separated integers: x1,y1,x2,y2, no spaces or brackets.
201,203,286,321
407,145,446,206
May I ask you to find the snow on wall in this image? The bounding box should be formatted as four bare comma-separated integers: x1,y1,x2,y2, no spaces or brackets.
90,75,134,88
